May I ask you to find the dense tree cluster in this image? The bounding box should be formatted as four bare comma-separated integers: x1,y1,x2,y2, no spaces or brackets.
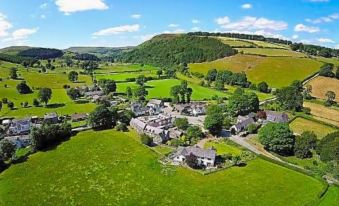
258,123,295,156
294,131,317,159
88,105,117,130
205,69,250,88
98,79,117,95
276,81,303,111
31,123,72,151
291,43,339,58
170,81,193,103
204,105,224,136
0,53,36,65
75,53,100,61
228,88,259,116
121,34,237,67
187,32,292,46
319,63,336,78
18,48,63,59
16,81,32,94
317,131,339,162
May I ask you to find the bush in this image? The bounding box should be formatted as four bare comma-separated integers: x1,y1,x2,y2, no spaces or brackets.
140,134,153,146
31,123,72,151
33,98,40,107
116,123,128,132
246,123,258,134
294,131,317,159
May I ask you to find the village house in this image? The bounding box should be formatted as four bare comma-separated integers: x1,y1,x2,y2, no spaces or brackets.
173,102,206,116
44,112,59,124
84,90,104,98
4,135,30,148
231,114,255,134
130,114,174,144
7,118,31,136
71,113,88,122
130,102,148,117
265,111,289,123
168,127,184,139
146,99,164,114
170,146,216,168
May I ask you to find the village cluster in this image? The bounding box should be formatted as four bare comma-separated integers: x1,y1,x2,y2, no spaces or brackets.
0,85,290,169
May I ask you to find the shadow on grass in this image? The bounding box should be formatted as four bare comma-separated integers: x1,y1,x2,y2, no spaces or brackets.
46,103,65,108
75,100,90,104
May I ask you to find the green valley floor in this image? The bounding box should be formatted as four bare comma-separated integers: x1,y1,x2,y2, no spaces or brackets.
0,129,331,206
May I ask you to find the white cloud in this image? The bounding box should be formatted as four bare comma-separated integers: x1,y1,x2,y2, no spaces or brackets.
241,4,252,9
300,39,312,44
168,24,179,28
131,14,141,19
192,19,200,24
3,28,38,44
215,16,230,25
40,14,46,19
0,13,12,37
292,34,299,39
335,44,339,49
191,27,201,32
294,24,320,33
318,38,335,43
217,16,288,31
40,3,48,9
93,24,140,36
306,13,339,24
55,0,108,15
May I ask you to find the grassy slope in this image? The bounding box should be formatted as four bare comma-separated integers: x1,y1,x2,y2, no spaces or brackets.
237,48,306,57
319,186,339,206
290,117,337,139
0,129,326,206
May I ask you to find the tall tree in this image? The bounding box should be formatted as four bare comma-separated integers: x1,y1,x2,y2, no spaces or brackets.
38,88,52,106
68,71,79,82
9,67,18,79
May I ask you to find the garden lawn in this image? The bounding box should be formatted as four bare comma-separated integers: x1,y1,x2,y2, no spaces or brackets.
0,129,327,206
204,140,243,156
289,117,337,139
189,54,323,88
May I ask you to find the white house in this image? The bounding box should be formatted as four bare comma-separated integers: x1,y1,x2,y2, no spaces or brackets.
171,146,216,168
8,118,31,135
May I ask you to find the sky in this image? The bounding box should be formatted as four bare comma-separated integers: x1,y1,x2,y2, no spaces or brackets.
0,0,338,49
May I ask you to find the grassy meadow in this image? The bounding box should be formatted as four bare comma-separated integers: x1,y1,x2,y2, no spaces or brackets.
189,54,323,88
0,129,327,206
307,76,339,102
304,102,339,127
204,140,243,156
289,117,337,139
237,48,306,57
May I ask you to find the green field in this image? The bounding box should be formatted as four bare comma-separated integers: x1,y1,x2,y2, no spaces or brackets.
189,54,323,88
97,63,157,73
216,37,255,47
319,186,339,206
96,70,157,82
0,129,327,205
237,48,306,57
290,117,337,139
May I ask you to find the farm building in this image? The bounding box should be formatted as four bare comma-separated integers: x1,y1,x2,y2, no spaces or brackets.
265,111,289,123
7,118,31,135
231,116,255,134
44,112,59,124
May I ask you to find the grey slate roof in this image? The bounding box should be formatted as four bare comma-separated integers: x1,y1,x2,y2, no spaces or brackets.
174,146,216,160
265,111,289,123
234,117,255,131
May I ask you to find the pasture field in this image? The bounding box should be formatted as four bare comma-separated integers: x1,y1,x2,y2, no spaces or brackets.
176,73,274,101
316,57,339,66
216,37,255,47
95,70,157,82
237,48,306,57
0,129,326,206
0,63,96,118
117,79,272,101
307,76,339,102
304,102,339,127
189,55,323,88
289,117,337,139
97,63,156,73
245,40,289,49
